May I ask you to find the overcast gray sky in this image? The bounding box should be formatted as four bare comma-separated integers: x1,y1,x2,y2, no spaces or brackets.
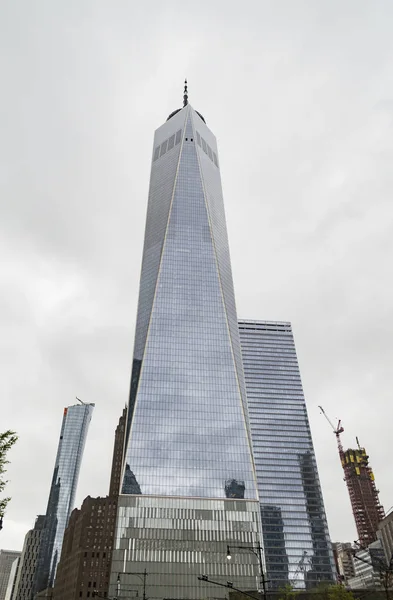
1,0,393,550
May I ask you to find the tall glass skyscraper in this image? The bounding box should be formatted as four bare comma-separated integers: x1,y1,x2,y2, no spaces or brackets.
238,320,335,589
110,95,262,600
34,401,94,595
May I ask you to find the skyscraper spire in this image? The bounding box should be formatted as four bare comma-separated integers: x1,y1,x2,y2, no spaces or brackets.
183,78,188,107
167,79,206,124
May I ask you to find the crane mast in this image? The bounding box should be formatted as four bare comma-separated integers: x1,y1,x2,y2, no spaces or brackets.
318,405,344,459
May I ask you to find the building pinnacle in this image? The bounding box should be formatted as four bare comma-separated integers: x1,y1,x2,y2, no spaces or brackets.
183,79,188,107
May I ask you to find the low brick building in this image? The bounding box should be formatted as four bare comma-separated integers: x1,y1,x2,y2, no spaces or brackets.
53,496,117,600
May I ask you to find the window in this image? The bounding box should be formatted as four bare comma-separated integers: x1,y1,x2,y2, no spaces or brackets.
167,134,175,151
201,138,207,153
175,129,182,145
160,140,168,157
196,131,201,146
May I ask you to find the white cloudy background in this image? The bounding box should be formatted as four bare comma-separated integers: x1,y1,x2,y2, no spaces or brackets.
1,0,392,549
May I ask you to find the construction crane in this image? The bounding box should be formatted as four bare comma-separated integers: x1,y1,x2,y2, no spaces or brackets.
319,406,384,547
319,406,344,458
291,550,311,586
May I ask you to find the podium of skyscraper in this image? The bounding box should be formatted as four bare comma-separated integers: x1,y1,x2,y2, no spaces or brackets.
33,401,94,596
109,89,262,599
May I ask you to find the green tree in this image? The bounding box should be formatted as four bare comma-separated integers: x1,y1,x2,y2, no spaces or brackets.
326,584,355,600
309,583,355,600
0,430,18,526
278,583,300,600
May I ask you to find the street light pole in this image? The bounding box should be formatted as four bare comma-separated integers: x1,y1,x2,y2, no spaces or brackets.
117,570,148,600
227,544,267,600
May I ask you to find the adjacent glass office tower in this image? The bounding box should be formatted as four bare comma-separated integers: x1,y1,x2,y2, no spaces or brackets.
238,320,335,589
34,402,94,595
110,98,262,599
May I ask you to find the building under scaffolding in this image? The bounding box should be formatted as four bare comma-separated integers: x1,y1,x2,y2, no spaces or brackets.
320,408,384,547
341,444,385,547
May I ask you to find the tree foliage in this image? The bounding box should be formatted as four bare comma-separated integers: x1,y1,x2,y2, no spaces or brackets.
0,430,18,519
309,583,355,600
278,583,301,600
326,584,355,600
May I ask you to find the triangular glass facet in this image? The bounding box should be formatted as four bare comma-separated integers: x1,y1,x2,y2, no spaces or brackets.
123,108,257,500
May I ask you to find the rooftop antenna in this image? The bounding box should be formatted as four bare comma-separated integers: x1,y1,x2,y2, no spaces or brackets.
76,396,86,405
183,78,188,107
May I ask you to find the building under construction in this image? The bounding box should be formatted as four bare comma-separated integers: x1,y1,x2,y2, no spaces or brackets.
320,407,384,548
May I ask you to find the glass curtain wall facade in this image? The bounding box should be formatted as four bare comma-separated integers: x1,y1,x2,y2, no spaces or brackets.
34,402,94,594
238,320,335,589
110,104,261,599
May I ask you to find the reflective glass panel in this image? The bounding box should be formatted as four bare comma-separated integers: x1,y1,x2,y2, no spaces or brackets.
123,108,257,501
239,320,335,589
34,403,94,592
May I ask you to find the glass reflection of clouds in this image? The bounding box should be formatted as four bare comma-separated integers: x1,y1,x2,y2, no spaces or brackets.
112,104,262,600
239,320,335,589
122,107,257,501
34,403,94,593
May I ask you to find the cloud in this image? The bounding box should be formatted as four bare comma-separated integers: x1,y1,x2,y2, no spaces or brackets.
1,0,392,551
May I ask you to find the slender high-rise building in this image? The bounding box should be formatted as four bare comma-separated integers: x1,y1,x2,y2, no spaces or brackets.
238,320,335,589
53,410,126,600
33,402,94,596
110,87,262,600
